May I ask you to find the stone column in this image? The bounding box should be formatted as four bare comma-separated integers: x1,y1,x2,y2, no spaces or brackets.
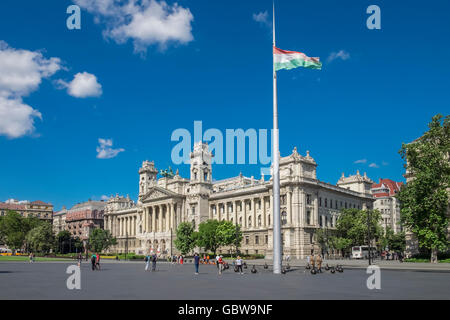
269,194,274,226
171,203,176,230
243,199,247,229
314,194,319,226
252,198,256,229
261,196,266,227
152,206,156,232
158,205,163,232
143,208,147,233
287,189,292,225
234,201,238,225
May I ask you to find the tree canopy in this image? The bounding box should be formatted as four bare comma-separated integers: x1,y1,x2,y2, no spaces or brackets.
174,222,196,255
88,228,116,253
329,208,382,255
26,222,54,254
398,114,449,262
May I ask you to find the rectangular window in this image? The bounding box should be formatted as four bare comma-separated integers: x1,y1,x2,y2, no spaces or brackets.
245,236,249,245
306,194,311,205
255,236,259,245
319,197,322,206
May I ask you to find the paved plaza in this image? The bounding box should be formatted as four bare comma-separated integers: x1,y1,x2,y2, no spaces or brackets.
1,261,449,300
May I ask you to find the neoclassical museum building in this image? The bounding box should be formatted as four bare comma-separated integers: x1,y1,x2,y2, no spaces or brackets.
104,142,375,258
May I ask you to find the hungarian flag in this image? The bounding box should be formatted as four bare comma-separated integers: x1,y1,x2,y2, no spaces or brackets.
274,46,322,71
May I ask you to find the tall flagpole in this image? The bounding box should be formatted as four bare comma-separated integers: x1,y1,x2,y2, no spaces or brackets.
272,1,282,274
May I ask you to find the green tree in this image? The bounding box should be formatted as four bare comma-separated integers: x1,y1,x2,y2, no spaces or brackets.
398,114,449,263
88,228,116,253
174,222,196,255
379,227,406,252
26,222,54,254
216,220,243,255
0,211,27,253
196,220,221,256
333,208,383,256
55,230,72,254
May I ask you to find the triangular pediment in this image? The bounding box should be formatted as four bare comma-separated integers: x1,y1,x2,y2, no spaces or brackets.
141,186,183,202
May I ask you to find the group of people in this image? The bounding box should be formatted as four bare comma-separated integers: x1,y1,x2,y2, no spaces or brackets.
381,250,403,261
191,253,245,275
90,253,101,271
145,253,158,271
307,253,323,272
168,254,184,264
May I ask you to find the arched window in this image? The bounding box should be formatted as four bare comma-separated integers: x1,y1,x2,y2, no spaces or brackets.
258,215,262,227
248,216,252,227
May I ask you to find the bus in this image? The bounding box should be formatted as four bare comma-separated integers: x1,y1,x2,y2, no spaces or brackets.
352,246,377,259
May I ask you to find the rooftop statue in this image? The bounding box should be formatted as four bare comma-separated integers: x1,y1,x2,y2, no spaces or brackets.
160,166,175,178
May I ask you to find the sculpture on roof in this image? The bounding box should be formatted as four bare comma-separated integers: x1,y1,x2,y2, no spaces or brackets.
160,166,175,178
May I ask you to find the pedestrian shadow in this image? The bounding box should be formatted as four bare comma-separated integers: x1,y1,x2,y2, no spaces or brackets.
0,271,13,274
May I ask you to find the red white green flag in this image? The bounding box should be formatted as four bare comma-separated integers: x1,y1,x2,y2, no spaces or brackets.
273,46,322,71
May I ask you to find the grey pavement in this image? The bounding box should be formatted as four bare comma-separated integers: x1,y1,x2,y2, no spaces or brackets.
1,261,449,300
237,258,450,272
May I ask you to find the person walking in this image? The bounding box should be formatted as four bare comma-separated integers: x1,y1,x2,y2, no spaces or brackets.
77,253,82,267
310,253,316,271
217,255,224,275
95,253,101,270
145,253,151,271
151,253,157,271
315,254,323,273
236,256,244,274
215,254,220,269
180,255,184,265
91,253,97,271
194,253,200,274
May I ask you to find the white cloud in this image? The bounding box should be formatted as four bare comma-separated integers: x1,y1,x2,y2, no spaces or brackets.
74,0,194,53
59,72,102,98
96,138,125,159
0,97,42,138
327,50,350,63
0,41,61,138
369,163,379,168
382,161,389,166
253,11,272,28
354,159,367,164
101,195,110,201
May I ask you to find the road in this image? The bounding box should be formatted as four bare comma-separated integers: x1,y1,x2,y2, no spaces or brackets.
1,261,449,300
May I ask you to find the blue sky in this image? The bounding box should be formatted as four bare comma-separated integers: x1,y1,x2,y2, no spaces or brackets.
0,0,448,211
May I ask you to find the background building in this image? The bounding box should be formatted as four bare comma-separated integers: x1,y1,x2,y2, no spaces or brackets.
64,200,106,245
0,199,53,222
53,206,68,234
371,178,403,234
105,142,375,258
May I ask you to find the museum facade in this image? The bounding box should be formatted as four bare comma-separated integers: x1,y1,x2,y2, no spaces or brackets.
104,142,375,258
